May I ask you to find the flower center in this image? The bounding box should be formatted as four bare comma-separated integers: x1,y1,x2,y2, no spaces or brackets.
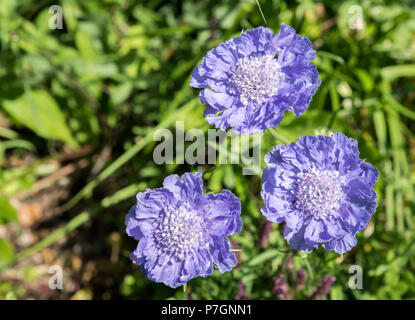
295,168,344,217
153,204,207,259
228,54,283,105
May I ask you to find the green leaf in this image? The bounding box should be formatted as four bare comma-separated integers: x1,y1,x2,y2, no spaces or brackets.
0,239,14,267
207,166,224,193
384,95,415,121
355,68,374,92
110,82,133,105
2,90,78,148
329,81,340,111
317,51,345,65
0,197,17,224
247,249,282,267
373,109,387,153
381,64,415,81
330,285,344,300
368,264,390,277
75,29,99,59
223,165,235,189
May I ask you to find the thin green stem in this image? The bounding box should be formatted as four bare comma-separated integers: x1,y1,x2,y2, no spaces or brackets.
255,0,267,24
268,128,290,145
302,254,314,280
16,210,94,261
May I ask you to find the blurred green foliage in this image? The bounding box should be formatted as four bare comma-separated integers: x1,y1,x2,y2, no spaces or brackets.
0,0,414,299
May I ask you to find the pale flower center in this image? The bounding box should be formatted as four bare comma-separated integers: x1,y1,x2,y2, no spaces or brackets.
228,54,284,105
153,204,207,259
295,168,344,217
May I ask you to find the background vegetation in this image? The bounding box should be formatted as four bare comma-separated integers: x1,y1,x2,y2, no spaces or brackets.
0,0,414,300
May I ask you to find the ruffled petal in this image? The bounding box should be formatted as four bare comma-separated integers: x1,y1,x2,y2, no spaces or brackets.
199,89,236,110
322,233,357,254
126,172,242,288
181,249,213,283
200,189,242,236
146,258,185,288
163,172,204,204
189,64,209,88
127,189,174,239
359,161,379,188
261,133,378,255
125,204,141,240
284,221,318,252
209,235,237,273
304,218,332,243
136,188,174,218
190,24,320,134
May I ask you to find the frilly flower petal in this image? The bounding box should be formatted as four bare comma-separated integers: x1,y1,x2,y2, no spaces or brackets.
190,24,321,134
125,172,242,288
261,133,379,254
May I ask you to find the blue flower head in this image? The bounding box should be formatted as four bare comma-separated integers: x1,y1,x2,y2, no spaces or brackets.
261,133,379,254
190,24,321,134
125,172,242,288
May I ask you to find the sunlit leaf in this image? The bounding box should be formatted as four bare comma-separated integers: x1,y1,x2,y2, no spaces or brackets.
2,90,78,148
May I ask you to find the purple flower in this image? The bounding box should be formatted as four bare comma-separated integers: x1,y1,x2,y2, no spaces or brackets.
235,282,250,300
125,172,242,288
259,220,273,248
273,274,292,300
311,274,336,300
261,133,379,254
190,24,321,134
295,268,307,290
